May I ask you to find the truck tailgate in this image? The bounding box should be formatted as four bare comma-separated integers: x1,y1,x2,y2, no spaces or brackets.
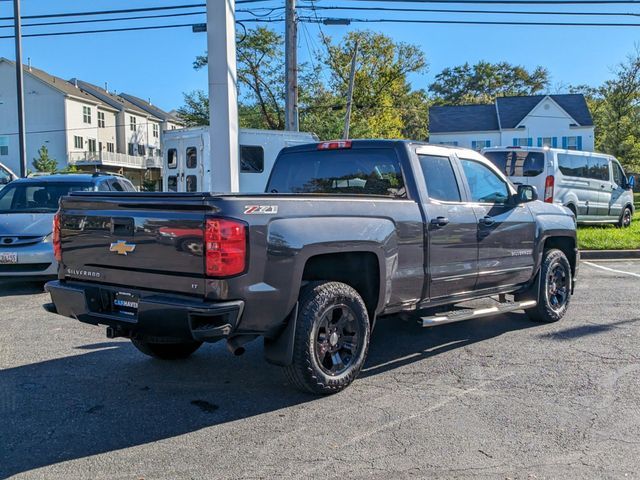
59,193,210,296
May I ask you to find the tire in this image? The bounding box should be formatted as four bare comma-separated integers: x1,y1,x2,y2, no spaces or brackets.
523,249,572,323
618,206,632,228
131,338,202,360
284,281,371,395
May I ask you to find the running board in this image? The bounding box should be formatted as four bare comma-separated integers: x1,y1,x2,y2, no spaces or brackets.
420,300,537,327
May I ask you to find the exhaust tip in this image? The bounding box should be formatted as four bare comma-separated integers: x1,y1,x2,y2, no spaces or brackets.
226,335,258,356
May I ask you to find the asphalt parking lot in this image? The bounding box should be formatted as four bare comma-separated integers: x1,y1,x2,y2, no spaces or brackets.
1,260,639,479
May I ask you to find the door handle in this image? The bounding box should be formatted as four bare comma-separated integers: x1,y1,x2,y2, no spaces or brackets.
430,216,449,227
478,216,495,227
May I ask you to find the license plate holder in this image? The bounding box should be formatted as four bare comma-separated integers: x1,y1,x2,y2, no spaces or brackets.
113,291,139,317
0,252,18,264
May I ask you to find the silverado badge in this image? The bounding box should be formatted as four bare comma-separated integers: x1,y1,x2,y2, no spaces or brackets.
110,240,136,256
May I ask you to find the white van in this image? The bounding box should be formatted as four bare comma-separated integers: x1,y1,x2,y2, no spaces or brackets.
162,127,318,193
0,162,17,190
482,146,635,227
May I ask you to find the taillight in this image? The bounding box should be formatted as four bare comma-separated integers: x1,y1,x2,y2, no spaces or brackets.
544,175,555,203
205,218,247,277
53,212,61,262
317,140,352,150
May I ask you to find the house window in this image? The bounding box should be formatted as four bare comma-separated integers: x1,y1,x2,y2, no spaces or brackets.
148,147,154,157
137,144,146,156
0,137,8,156
152,124,159,138
537,137,557,148
471,140,491,151
97,111,105,128
130,116,137,131
88,139,97,153
82,106,91,124
128,143,135,156
564,136,582,151
513,137,532,147
106,142,115,153
74,136,84,149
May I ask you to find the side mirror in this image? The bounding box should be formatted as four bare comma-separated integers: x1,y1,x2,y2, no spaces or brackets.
628,175,636,190
515,184,538,204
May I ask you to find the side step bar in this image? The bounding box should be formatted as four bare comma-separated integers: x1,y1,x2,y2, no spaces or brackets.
421,300,537,327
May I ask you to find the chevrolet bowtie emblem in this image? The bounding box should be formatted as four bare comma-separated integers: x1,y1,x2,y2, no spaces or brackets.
110,240,136,255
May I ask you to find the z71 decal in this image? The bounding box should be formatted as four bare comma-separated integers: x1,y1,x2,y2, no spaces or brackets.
244,205,278,215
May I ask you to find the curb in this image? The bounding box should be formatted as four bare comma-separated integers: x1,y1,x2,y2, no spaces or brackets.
580,249,640,260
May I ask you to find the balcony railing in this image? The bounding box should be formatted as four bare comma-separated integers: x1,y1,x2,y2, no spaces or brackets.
68,151,147,169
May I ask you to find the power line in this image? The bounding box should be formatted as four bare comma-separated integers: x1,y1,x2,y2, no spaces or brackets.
0,18,281,40
311,0,640,4
300,5,640,16
0,11,207,30
301,15,640,26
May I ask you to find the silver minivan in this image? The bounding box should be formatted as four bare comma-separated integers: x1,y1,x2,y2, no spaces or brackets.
482,146,636,227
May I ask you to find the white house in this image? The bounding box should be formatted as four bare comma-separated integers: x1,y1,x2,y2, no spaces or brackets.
429,94,595,152
0,58,182,188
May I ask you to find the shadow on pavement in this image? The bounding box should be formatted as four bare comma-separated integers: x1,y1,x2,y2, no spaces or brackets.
537,317,640,341
0,311,539,478
0,279,48,298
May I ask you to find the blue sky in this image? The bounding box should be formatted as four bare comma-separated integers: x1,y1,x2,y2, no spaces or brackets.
1,0,639,112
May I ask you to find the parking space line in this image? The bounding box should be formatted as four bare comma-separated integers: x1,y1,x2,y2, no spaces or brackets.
583,261,640,279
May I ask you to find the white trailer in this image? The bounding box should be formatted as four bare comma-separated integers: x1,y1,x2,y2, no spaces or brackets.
162,127,317,193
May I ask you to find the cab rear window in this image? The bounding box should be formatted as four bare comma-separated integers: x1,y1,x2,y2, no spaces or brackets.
484,151,545,177
267,148,406,197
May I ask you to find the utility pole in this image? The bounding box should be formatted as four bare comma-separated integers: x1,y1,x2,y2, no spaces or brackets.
13,0,27,177
343,40,358,140
285,0,298,131
206,0,239,192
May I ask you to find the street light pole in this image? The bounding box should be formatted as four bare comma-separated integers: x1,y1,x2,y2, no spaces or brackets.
343,40,359,140
285,0,298,131
206,0,239,192
13,0,27,177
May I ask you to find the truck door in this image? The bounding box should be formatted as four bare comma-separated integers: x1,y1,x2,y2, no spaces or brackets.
417,152,478,299
609,159,628,219
457,156,536,290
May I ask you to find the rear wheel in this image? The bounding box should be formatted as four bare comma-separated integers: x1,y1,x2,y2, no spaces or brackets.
618,207,632,228
131,338,202,360
284,281,370,395
522,249,572,323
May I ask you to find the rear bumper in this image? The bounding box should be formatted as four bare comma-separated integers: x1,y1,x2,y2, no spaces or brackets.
45,280,244,342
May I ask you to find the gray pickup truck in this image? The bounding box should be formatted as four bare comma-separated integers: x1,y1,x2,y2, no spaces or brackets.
45,140,578,394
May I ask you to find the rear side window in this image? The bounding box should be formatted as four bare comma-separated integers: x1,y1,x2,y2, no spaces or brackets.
267,148,406,197
240,145,264,173
418,154,461,202
484,151,545,177
186,147,197,169
558,154,609,180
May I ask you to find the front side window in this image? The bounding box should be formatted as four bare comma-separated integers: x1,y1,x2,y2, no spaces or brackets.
74,136,84,149
130,116,136,131
186,147,197,169
82,106,91,124
418,154,461,202
0,165,11,184
460,158,510,204
167,148,177,169
240,145,264,173
612,162,626,187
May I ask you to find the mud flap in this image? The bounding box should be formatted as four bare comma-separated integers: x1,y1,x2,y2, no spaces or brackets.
264,303,298,367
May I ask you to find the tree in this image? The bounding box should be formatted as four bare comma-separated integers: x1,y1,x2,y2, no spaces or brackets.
32,145,57,173
181,27,430,140
429,61,550,105
176,90,209,127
